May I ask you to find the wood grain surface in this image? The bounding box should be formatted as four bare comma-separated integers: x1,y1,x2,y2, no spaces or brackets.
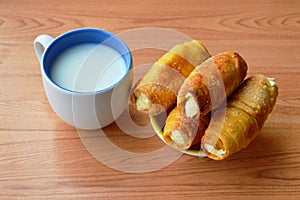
1,0,300,199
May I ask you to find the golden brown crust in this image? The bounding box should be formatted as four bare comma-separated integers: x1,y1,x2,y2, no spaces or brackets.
131,40,210,115
201,74,279,160
228,74,278,129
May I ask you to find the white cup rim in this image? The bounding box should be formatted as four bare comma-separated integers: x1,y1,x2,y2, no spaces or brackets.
41,28,133,94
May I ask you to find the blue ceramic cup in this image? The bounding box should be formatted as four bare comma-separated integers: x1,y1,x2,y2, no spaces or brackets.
34,28,133,130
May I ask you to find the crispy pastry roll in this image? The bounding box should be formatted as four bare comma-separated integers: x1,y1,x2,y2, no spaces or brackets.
201,74,278,160
177,51,248,118
163,107,210,150
131,40,210,115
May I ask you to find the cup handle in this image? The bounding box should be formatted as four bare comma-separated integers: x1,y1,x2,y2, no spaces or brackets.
34,34,54,62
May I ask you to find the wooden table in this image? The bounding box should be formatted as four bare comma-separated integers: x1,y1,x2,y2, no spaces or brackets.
1,0,299,199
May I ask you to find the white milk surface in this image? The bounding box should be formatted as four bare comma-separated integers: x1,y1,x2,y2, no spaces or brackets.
50,43,127,92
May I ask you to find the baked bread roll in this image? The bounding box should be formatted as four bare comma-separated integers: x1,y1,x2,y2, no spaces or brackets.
163,107,210,150
201,74,278,160
177,51,248,117
131,40,210,115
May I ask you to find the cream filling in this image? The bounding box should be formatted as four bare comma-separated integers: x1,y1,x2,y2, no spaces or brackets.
136,93,150,111
184,93,199,118
204,143,226,158
267,77,276,87
170,130,186,147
